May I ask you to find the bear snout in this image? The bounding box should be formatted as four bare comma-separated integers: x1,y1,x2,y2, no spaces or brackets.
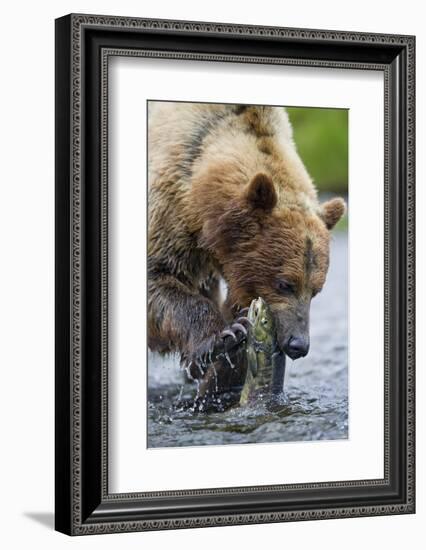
285,336,310,360
273,306,310,360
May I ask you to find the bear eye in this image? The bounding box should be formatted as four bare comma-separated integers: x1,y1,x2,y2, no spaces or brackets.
277,279,294,295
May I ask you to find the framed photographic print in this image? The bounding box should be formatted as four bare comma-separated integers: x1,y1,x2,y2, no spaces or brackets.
55,14,415,535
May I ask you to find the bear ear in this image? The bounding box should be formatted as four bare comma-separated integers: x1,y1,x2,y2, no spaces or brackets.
245,173,277,212
320,197,346,230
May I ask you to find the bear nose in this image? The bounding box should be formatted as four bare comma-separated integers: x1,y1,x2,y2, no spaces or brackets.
286,336,309,360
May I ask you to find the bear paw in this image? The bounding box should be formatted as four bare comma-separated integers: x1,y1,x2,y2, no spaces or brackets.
219,319,249,343
182,309,252,384
193,312,252,368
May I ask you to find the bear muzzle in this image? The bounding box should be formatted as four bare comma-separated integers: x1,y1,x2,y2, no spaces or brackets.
273,304,311,360
284,335,310,360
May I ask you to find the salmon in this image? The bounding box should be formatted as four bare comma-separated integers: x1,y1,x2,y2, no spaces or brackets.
240,298,286,405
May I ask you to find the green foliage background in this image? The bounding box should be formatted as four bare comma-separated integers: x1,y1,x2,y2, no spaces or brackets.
286,107,348,195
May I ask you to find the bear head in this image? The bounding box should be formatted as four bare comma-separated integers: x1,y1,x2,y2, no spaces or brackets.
200,172,346,360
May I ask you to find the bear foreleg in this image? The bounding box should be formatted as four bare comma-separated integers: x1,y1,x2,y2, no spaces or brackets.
148,275,249,370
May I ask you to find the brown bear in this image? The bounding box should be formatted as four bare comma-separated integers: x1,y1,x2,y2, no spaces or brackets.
147,102,345,397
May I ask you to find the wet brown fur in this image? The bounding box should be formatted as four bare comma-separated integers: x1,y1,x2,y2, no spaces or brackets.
148,102,345,379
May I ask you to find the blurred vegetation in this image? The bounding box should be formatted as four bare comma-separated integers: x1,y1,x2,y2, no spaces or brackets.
286,107,348,195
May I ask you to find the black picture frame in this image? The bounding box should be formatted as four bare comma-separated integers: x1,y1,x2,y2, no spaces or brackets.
55,13,415,535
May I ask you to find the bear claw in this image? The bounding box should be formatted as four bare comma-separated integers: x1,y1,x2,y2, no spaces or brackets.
220,329,238,341
236,316,253,327
231,322,247,336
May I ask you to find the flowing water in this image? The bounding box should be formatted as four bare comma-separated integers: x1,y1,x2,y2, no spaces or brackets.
147,233,348,448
